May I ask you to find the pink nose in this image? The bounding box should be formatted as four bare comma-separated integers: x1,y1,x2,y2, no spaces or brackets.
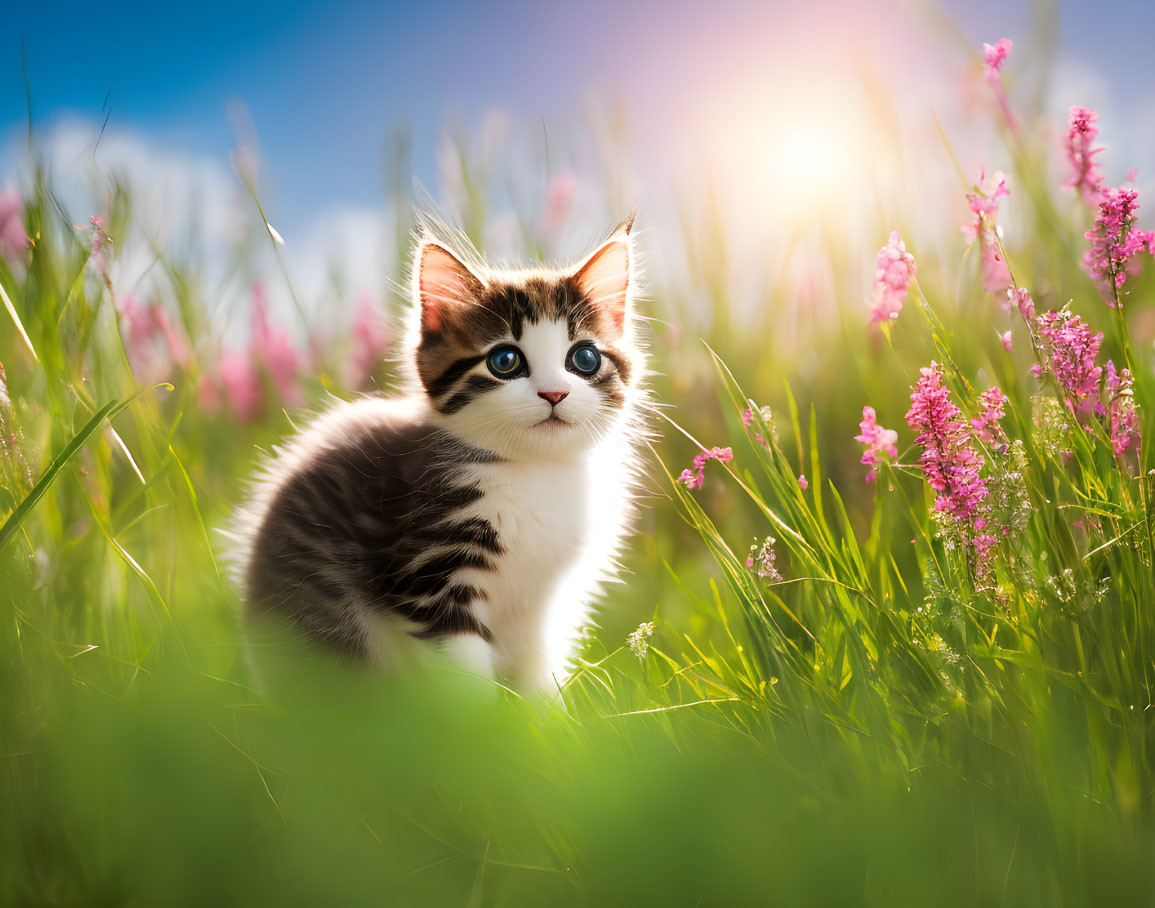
538,390,569,407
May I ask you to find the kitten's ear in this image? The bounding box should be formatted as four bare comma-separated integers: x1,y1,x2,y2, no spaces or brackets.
416,242,484,334
572,232,632,333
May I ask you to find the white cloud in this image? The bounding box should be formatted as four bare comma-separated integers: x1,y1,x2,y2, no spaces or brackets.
1,119,395,345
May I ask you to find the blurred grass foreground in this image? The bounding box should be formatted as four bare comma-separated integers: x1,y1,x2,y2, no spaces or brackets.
3,27,1155,908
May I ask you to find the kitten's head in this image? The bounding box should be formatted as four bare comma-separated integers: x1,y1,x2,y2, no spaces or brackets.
410,219,643,460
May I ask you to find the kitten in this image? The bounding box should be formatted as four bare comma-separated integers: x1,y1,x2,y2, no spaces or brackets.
233,217,647,693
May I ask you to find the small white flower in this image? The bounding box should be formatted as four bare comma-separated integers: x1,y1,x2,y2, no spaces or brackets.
627,622,655,661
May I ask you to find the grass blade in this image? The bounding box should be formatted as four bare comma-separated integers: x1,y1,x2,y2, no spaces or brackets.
0,277,38,362
0,385,167,551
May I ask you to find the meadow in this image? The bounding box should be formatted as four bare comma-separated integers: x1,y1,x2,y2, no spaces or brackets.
2,33,1155,906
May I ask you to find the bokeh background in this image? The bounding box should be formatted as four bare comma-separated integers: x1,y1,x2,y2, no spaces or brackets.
4,1,1155,904
4,0,1153,321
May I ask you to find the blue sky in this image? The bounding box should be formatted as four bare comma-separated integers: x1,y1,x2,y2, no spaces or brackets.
3,0,1151,240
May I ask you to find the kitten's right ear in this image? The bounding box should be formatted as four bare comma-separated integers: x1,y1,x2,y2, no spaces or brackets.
416,242,484,334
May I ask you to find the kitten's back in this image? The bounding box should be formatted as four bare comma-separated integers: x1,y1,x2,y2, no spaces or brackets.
236,396,497,658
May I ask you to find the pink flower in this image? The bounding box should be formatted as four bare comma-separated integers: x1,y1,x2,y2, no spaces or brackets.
1032,310,1103,421
203,283,308,421
89,214,107,253
219,350,262,421
970,387,1007,444
868,231,917,324
118,295,155,361
745,536,783,582
741,405,772,448
905,366,1001,585
962,171,1012,295
965,170,1009,223
152,305,191,371
1009,287,1035,321
345,288,390,388
1030,310,1142,470
677,446,733,491
904,364,989,525
536,172,577,237
1105,361,1141,463
115,295,191,381
982,38,1018,132
87,214,110,273
0,189,28,268
980,242,1013,294
854,406,899,482
1062,107,1104,205
1000,331,1013,352
797,474,808,490
982,38,1013,74
1083,186,1154,301
250,283,304,407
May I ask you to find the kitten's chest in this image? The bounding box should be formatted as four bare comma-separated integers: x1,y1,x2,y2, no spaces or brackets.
472,459,591,576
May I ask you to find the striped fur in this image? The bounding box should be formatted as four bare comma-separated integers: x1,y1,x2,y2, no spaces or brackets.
235,219,648,692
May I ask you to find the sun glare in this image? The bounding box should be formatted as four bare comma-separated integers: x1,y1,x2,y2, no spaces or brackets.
769,111,855,200
691,84,879,240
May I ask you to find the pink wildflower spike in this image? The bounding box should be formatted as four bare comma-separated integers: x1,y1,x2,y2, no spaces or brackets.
980,243,1013,294
854,406,899,483
1000,331,1013,352
982,38,1013,73
963,171,1013,295
966,170,1009,222
677,468,703,491
904,364,989,524
197,372,222,414
117,295,154,363
536,172,577,237
219,350,262,421
250,283,305,407
88,214,111,273
151,305,191,371
1034,310,1104,422
1083,186,1155,301
1105,362,1141,464
346,288,390,388
868,231,917,325
677,446,733,491
1009,287,1034,321
0,189,27,269
981,38,1017,132
906,366,1001,585
89,215,107,253
797,474,808,491
971,387,1008,444
1062,107,1104,205
115,296,190,381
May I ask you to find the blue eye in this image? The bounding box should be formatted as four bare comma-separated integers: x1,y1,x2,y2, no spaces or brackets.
568,344,601,376
487,346,523,378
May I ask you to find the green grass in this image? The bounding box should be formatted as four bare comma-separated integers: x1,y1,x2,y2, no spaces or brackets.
3,50,1155,906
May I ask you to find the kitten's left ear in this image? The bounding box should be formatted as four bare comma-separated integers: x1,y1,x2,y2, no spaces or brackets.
415,241,484,335
572,224,633,333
